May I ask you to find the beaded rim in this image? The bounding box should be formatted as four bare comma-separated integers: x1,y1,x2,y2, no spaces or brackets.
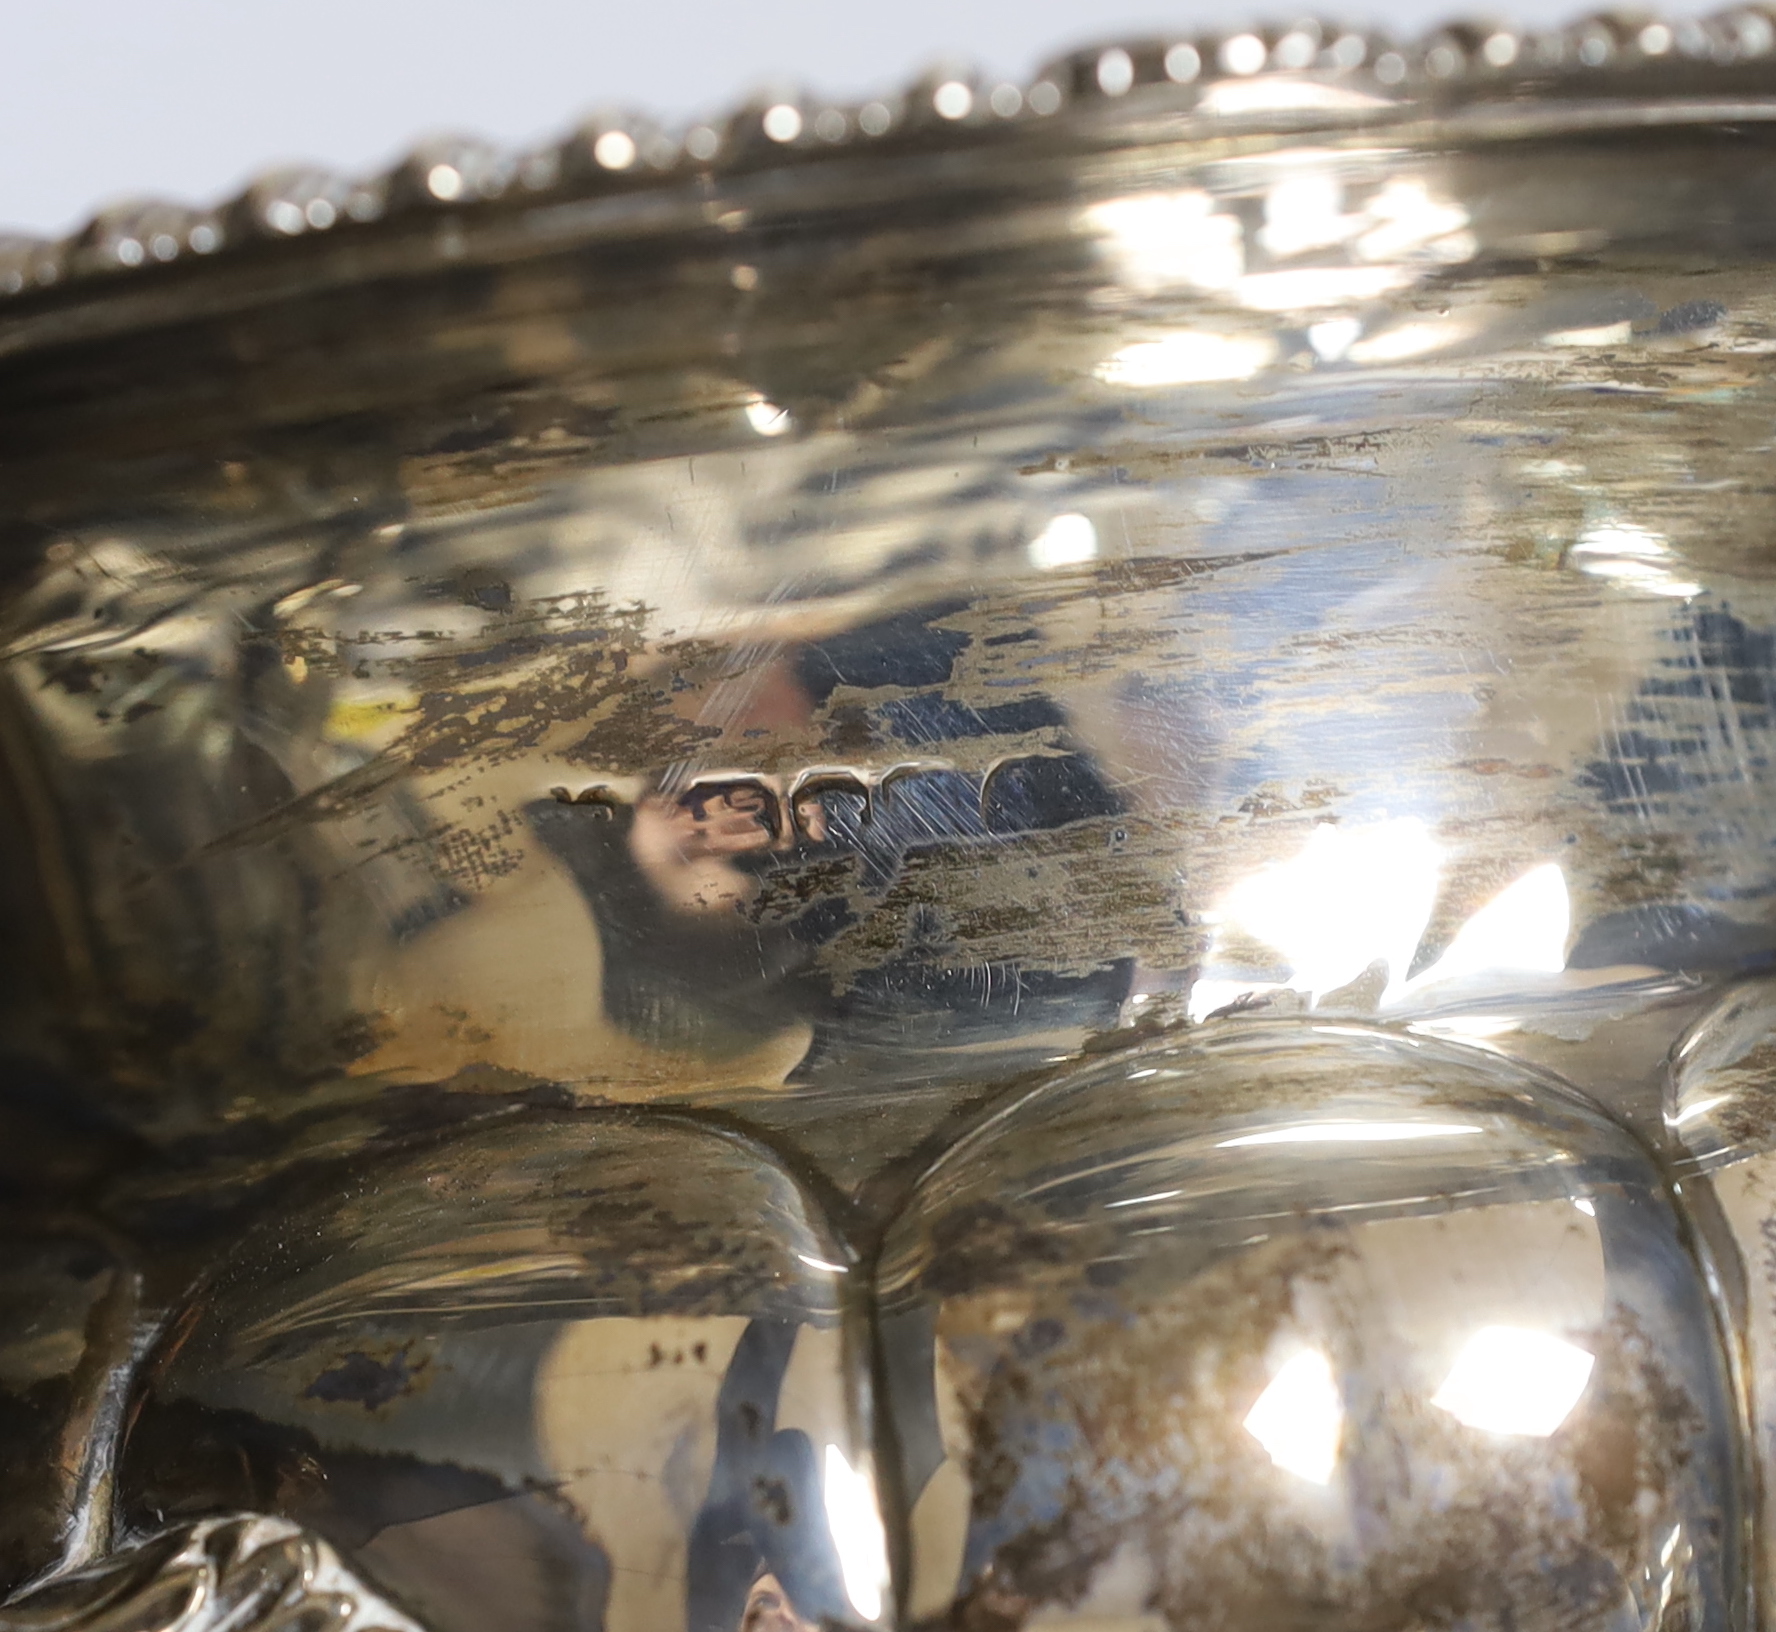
4,7,1776,305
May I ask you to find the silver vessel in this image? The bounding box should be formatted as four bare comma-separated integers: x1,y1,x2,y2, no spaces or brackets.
5,13,1776,1628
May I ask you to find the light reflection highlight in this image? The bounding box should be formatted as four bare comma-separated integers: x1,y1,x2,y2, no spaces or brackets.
1666,1093,1730,1128
1095,48,1135,96
1545,319,1633,347
1164,42,1202,81
1106,1188,1183,1209
763,104,804,143
1244,1349,1342,1484
592,130,637,171
1259,173,1349,258
1191,824,1579,1020
1086,174,1471,311
1027,513,1098,570
1399,862,1569,997
933,80,974,119
1355,178,1474,263
1200,78,1390,113
1219,33,1268,75
1084,192,1243,295
1235,266,1411,312
1572,520,1701,599
744,397,792,436
796,1251,848,1274
1432,1326,1594,1436
1307,317,1361,361
1345,316,1477,363
1412,1014,1520,1040
823,1444,889,1622
1218,1121,1482,1149
1213,817,1440,1002
1097,331,1275,387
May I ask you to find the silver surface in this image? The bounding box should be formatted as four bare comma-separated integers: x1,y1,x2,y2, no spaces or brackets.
6,20,1776,1627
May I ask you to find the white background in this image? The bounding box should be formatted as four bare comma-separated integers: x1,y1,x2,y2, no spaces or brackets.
0,0,1723,237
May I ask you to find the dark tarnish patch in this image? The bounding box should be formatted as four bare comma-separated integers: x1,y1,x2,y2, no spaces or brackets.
879,692,1067,745
303,1345,428,1410
795,601,973,703
938,1198,1732,1632
921,1202,1071,1299
751,1472,795,1527
816,812,1196,990
1656,299,1728,335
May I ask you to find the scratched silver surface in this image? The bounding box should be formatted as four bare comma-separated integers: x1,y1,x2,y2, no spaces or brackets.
8,21,1776,1629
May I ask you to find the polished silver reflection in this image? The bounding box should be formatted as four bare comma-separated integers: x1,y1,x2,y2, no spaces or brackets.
880,1025,1737,1628
119,1117,882,1632
5,13,1776,1631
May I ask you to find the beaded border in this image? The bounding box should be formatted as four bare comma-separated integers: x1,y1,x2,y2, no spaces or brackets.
4,7,1776,303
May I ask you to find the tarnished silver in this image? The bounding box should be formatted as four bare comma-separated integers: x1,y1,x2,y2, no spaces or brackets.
10,10,1776,1628
0,1513,426,1631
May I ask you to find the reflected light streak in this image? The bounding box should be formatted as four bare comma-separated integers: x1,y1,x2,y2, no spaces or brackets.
1308,317,1362,361
1572,520,1700,598
1581,559,1702,598
1412,1014,1520,1039
1097,331,1275,387
1574,521,1672,560
1345,316,1477,363
1084,191,1243,294
1107,1188,1183,1209
1546,319,1633,347
744,397,792,436
1244,1349,1342,1483
1666,1093,1730,1128
1219,1121,1482,1149
1399,863,1569,997
1432,1326,1594,1436
1236,265,1411,312
1201,78,1389,113
1215,817,1440,1002
1259,173,1348,258
1356,178,1474,263
1027,512,1097,570
823,1444,889,1622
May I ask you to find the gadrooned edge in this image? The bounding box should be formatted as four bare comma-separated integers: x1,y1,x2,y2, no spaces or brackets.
3,7,1775,303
